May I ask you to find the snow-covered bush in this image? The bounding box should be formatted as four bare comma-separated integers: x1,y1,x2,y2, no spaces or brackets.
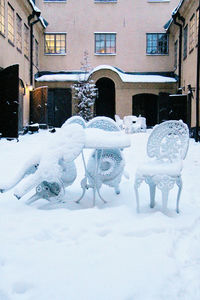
72,51,98,121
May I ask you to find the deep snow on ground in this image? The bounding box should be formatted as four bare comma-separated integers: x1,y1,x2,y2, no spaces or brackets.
0,129,200,300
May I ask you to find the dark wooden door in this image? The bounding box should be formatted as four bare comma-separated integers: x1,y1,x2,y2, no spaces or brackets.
0,64,19,138
30,86,48,125
95,78,115,119
18,79,24,132
169,94,188,124
158,93,170,123
47,88,72,127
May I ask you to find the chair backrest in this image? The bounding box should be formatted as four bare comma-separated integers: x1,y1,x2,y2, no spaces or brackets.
87,116,120,132
62,116,86,128
137,116,147,130
147,120,189,162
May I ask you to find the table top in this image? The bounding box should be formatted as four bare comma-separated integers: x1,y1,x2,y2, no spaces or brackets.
84,128,131,149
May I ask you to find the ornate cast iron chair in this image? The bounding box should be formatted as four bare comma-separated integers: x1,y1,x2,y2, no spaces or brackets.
76,116,125,204
134,120,189,213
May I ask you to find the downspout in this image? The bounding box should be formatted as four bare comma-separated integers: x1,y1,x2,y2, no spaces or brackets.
195,0,200,142
28,11,41,86
172,12,185,89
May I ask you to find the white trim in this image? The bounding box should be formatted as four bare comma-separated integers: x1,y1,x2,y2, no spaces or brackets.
45,32,67,34
94,32,117,34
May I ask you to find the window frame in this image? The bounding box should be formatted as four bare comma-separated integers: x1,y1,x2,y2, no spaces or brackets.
8,2,14,46
0,0,5,36
43,0,66,2
189,14,195,53
44,32,66,55
183,24,188,60
35,39,39,67
94,32,116,55
174,40,178,70
24,23,29,59
146,33,169,55
16,13,22,53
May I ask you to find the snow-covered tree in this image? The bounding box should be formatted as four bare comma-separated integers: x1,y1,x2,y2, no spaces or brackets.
72,51,98,121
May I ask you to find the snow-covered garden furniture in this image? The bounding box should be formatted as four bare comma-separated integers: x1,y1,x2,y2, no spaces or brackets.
76,117,130,205
123,115,147,133
62,115,86,128
134,120,189,213
12,124,85,204
114,114,124,130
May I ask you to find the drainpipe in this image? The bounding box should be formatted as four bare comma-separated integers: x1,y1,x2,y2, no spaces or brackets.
172,12,185,89
195,0,200,142
28,11,41,86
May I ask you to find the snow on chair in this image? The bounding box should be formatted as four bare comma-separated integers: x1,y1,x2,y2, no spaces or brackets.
62,115,86,128
123,115,138,133
85,116,125,198
12,124,85,205
134,120,189,213
114,114,123,130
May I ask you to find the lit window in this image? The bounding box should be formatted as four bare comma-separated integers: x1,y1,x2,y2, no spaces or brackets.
0,0,5,35
183,25,188,59
95,33,116,54
35,39,39,67
189,14,195,53
16,14,22,52
8,3,14,44
44,33,66,54
24,24,29,58
146,33,168,55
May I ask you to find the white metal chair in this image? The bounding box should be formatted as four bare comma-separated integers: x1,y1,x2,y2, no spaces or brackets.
123,115,138,133
134,120,189,213
78,116,125,202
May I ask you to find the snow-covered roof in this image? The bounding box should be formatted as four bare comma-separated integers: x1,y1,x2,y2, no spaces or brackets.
36,65,177,84
28,0,47,28
165,0,185,32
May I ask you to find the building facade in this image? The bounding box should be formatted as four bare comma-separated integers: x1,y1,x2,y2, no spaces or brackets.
34,0,179,128
168,0,199,131
3,0,198,135
0,0,46,137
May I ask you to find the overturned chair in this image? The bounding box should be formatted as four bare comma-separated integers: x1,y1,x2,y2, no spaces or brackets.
134,120,189,213
76,116,126,204
3,123,85,205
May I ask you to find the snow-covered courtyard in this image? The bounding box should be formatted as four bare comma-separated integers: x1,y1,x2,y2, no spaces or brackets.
0,128,200,300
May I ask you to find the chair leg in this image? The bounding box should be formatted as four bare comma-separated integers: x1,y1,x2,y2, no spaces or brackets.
149,183,156,208
176,177,182,213
114,185,120,194
134,183,140,213
161,188,169,212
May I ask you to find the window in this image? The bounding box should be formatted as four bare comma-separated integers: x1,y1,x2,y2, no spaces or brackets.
35,39,39,67
146,33,168,55
183,25,188,59
24,24,29,58
189,14,195,53
174,40,177,69
8,3,14,45
44,33,66,54
95,33,116,54
0,0,5,36
16,14,22,52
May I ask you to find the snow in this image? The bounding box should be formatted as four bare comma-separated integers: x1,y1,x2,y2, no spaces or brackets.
0,128,200,300
36,65,177,83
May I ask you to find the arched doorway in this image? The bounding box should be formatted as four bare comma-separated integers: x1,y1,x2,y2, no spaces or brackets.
95,77,115,119
132,93,158,127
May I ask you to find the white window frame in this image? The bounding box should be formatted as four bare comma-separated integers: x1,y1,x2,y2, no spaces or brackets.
94,32,116,55
0,0,5,36
44,32,67,55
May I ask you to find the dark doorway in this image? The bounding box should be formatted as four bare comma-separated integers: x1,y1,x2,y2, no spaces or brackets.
0,64,19,138
95,77,115,119
48,88,72,127
169,94,189,125
30,86,48,125
132,93,158,127
18,79,25,132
